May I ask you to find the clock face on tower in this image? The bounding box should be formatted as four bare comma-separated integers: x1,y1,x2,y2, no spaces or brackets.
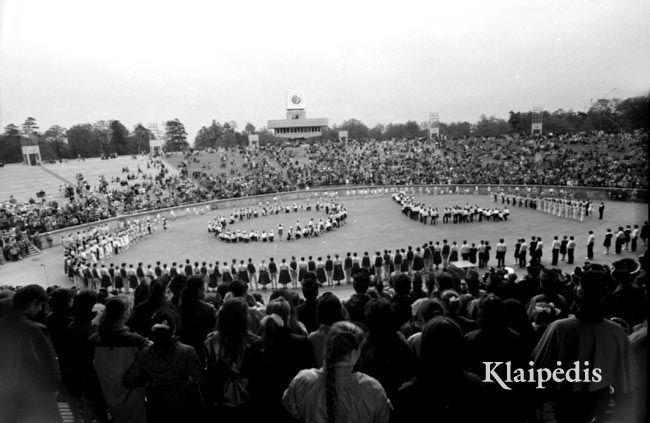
287,91,305,109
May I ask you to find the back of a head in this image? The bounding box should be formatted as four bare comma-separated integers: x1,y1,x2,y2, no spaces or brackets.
420,316,465,377
99,296,130,335
440,289,461,316
180,276,204,312
503,298,531,335
149,280,166,305
364,298,396,336
265,298,291,326
49,288,73,314
323,322,365,423
352,269,370,294
394,274,412,297
317,292,346,327
324,321,364,365
229,280,248,298
435,272,456,294
465,269,480,294
72,290,98,322
13,284,48,313
217,298,249,338
575,265,610,322
150,309,176,349
478,294,506,330
412,272,423,289
301,272,319,301
540,269,559,294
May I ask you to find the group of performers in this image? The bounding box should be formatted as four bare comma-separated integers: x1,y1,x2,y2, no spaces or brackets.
61,218,648,293
492,191,597,222
538,197,594,221
63,214,168,289
393,191,510,224
208,200,347,243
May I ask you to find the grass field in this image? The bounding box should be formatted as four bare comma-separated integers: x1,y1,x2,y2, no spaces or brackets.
2,194,647,301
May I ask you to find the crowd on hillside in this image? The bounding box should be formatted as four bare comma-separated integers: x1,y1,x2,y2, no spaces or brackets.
1,245,647,422
174,131,648,194
267,131,647,189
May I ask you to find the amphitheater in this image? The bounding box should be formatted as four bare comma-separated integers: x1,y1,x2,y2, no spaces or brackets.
1,153,647,300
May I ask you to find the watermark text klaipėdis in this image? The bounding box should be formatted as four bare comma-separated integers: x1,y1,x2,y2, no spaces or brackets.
482,361,602,390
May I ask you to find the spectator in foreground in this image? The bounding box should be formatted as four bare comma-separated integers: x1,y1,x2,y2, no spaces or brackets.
296,272,320,333
308,292,348,366
405,298,445,357
177,276,216,365
255,298,315,422
394,317,485,423
130,280,173,339
343,269,372,331
464,294,528,423
282,321,391,423
89,295,149,423
46,288,74,364
204,298,262,422
124,309,205,422
356,298,413,404
533,265,637,423
0,284,60,423
62,290,106,422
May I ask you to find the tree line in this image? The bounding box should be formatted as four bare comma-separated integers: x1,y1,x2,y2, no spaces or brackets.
0,119,190,163
331,95,648,141
1,94,646,163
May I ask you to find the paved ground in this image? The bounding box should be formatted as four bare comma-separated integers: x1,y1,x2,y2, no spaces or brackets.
2,194,646,301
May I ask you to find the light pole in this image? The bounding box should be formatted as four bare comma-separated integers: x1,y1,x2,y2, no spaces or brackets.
41,263,49,287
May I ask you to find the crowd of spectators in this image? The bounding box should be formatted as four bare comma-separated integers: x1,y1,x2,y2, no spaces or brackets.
0,246,647,422
176,131,649,195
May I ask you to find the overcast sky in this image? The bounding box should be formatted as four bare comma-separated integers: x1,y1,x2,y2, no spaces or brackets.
1,0,649,139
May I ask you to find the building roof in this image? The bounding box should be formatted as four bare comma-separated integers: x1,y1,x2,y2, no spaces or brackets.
267,118,329,129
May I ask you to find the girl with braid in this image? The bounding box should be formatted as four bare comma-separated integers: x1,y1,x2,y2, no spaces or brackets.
282,322,391,423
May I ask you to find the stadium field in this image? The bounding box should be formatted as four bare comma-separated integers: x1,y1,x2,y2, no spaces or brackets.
2,193,647,300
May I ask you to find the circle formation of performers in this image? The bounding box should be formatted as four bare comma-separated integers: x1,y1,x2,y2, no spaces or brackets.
393,191,509,224
208,199,348,243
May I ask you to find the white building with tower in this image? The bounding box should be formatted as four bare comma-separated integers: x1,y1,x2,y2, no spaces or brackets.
267,91,328,140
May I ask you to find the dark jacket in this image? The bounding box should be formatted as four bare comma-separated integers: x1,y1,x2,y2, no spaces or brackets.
124,341,205,422
177,301,216,365
0,311,60,422
89,328,149,423
395,372,485,423
255,328,315,422
356,331,413,404
296,299,318,334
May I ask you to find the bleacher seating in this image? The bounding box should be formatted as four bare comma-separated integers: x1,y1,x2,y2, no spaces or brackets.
0,164,67,202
